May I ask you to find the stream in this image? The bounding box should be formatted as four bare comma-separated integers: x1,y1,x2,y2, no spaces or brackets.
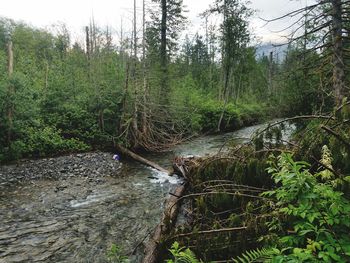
0,120,294,263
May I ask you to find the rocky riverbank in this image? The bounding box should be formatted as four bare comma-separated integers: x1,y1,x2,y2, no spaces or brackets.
0,151,169,263
0,152,122,189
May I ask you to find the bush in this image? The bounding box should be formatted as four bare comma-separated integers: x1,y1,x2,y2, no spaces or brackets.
23,126,90,157
0,126,90,162
262,153,350,262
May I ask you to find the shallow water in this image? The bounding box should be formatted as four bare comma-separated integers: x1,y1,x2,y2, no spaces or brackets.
0,120,292,263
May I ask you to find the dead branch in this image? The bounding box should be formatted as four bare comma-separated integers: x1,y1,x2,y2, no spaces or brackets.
252,115,334,140
197,180,267,191
320,125,350,149
172,226,247,239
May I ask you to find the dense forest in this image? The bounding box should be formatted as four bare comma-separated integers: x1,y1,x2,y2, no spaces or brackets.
1,0,350,262
1,0,325,163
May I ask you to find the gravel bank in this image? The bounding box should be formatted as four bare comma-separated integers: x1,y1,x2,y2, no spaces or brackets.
0,152,122,189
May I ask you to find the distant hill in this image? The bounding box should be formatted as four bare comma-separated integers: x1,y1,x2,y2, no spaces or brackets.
255,42,288,62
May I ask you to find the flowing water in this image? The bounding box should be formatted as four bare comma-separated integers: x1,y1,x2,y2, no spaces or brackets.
0,120,294,263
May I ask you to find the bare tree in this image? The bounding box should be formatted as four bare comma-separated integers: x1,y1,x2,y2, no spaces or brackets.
263,0,350,107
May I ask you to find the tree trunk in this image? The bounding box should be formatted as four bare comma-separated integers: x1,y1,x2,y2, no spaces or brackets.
142,0,149,134
132,0,139,144
120,18,124,58
43,61,49,101
115,144,170,174
7,40,14,145
160,0,168,105
133,0,137,59
268,51,273,96
98,109,105,132
85,26,90,59
332,0,345,106
217,62,230,132
119,61,130,134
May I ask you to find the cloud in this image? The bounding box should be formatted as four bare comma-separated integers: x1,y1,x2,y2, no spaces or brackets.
0,0,314,44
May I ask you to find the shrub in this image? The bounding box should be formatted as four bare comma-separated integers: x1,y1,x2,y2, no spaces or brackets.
262,153,350,262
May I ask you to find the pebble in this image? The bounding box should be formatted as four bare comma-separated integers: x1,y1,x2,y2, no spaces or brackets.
0,152,122,189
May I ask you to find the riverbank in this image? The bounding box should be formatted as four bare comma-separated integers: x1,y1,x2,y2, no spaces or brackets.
0,100,272,165
1,122,275,263
0,152,122,189
0,150,181,263
190,98,271,133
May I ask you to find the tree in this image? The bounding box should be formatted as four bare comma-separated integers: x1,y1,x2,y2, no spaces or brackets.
147,0,187,105
6,38,14,144
264,0,350,107
205,0,252,131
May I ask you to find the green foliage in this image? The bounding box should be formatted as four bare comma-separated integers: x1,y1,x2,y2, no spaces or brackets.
187,92,266,132
0,126,90,161
166,242,202,263
262,153,350,262
294,117,350,177
23,126,90,157
273,47,325,116
232,247,280,263
106,244,129,263
0,13,269,163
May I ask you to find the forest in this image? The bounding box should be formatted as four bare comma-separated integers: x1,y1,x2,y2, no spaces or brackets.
0,0,299,162
1,0,350,262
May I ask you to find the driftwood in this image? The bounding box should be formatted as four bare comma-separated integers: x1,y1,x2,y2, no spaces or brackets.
142,184,186,263
115,144,170,174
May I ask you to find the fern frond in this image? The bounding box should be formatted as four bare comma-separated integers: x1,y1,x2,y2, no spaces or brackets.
232,247,280,263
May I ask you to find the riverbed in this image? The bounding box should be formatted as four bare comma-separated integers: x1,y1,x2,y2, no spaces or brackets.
0,120,294,263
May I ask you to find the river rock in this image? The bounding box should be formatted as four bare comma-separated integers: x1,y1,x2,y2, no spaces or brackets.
0,152,122,189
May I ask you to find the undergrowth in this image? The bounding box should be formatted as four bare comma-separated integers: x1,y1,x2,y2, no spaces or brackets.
166,151,350,262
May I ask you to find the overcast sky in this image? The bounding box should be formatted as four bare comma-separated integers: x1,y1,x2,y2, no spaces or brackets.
0,0,310,44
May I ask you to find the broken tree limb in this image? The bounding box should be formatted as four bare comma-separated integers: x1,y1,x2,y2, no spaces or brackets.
172,226,248,239
173,156,188,179
142,184,186,263
115,144,170,174
321,125,350,149
173,156,202,180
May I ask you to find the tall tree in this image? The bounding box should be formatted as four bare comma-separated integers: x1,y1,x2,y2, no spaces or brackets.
160,0,168,103
332,0,345,106
206,0,252,131
265,0,349,107
147,0,187,105
7,38,14,144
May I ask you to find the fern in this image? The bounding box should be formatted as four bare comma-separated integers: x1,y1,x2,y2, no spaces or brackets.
232,247,280,263
166,242,201,263
106,244,129,263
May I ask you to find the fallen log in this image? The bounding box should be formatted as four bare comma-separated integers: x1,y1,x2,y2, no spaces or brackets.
115,144,170,174
142,184,186,263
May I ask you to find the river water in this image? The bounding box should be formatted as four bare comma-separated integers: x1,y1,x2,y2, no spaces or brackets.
0,121,294,263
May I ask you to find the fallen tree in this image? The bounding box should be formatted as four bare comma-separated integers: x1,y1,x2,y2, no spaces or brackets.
142,183,186,263
115,144,170,174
